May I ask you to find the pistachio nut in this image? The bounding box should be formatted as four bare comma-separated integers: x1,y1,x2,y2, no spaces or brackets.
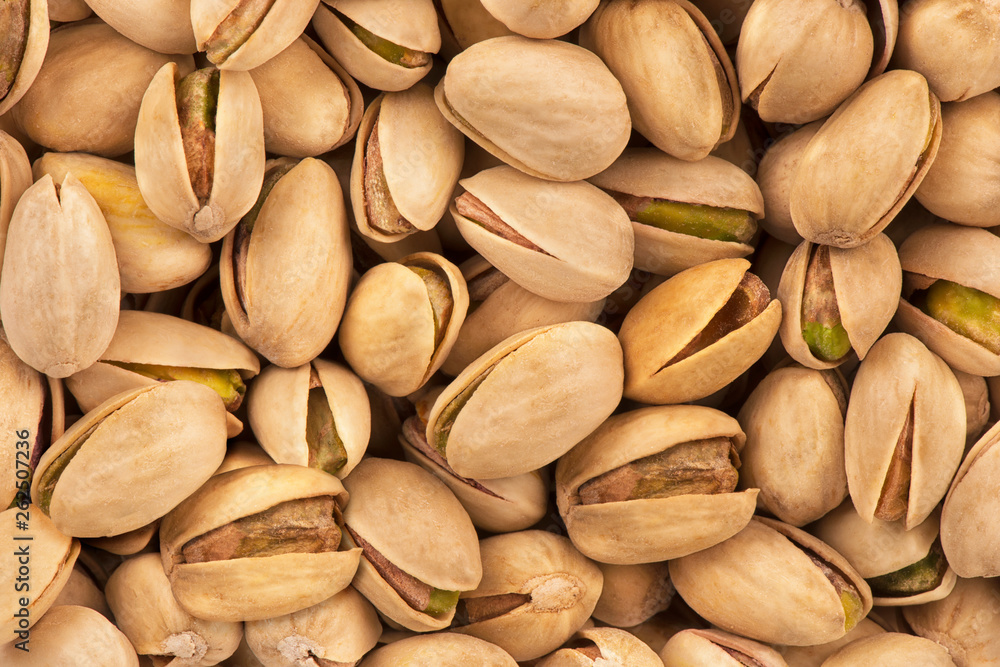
557,405,758,564
589,148,763,277
0,605,138,666
777,235,902,368
425,321,624,479
339,252,468,397
452,165,634,302
0,172,120,378
953,369,990,447
312,0,440,92
47,0,92,22
33,152,213,294
821,632,956,666
618,258,782,405
134,62,265,243
844,333,966,530
582,0,738,161
51,561,112,619
451,530,603,661
776,618,887,667
0,129,31,275
359,632,517,666
0,508,80,641
31,381,228,538
435,35,631,181
902,575,1000,666
246,359,370,479
669,516,873,646
736,364,849,527
435,0,514,57
814,503,956,606
480,0,599,39
105,553,243,666
591,562,673,628
220,157,352,368
351,84,464,243
341,458,482,632
190,0,321,71
736,0,873,124
160,464,361,622
789,69,941,247
0,0,46,116
538,626,664,667
754,120,821,245
249,35,363,158
895,223,1000,376
214,441,276,476
245,586,381,667
84,0,198,54
659,628,789,667
85,521,160,557
399,415,548,533
10,20,195,157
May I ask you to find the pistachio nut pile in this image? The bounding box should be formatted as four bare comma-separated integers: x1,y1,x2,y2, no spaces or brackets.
3,0,1000,665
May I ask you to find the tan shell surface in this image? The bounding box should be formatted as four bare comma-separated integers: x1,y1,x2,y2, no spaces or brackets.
0,128,32,270
191,0,321,70
591,562,672,628
436,35,630,182
32,382,227,538
902,576,1000,666
844,333,966,530
455,165,634,303
0,0,47,116
777,618,886,667
360,632,517,666
899,224,1000,298
581,0,738,161
660,628,789,667
85,0,197,54
481,0,598,39
47,0,91,22
86,521,159,557
0,332,46,509
755,121,821,244
51,563,110,617
437,0,514,54
540,626,663,667
894,300,1000,377
790,69,941,248
821,632,956,666
0,605,138,667
0,172,120,378
427,322,624,479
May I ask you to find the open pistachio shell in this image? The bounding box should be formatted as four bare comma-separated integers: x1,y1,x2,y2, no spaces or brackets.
581,0,738,161
31,382,228,538
342,458,482,633
844,333,965,530
84,0,197,54
618,258,782,405
0,605,138,666
360,632,517,666
426,321,624,480
789,69,941,248
755,120,821,245
0,0,47,116
0,129,32,276
435,35,630,181
556,405,758,564
160,464,361,622
822,632,956,666
246,359,370,479
660,628,789,667
539,627,663,667
902,575,1000,666
436,0,514,57
452,165,634,303
106,553,243,666
670,517,873,646
0,172,120,378
591,562,672,628
480,0,598,39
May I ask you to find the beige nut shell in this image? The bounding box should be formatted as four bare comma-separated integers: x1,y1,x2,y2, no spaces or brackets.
359,632,517,666
755,120,821,245
85,0,197,54
901,576,1000,666
0,605,138,666
539,627,663,667
0,129,32,270
660,628,789,667
821,632,956,666
0,0,48,116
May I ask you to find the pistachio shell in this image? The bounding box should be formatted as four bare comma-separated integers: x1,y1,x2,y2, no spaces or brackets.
0,605,138,666
480,0,599,38
0,0,47,116
660,628,789,667
777,618,887,667
86,522,159,557
0,130,31,272
359,632,518,666
85,0,197,54
591,562,672,628
954,369,990,445
51,562,111,618
435,35,630,181
821,632,955,666
902,576,1000,666
436,0,515,56
540,627,663,667
47,0,92,21
754,121,821,245
0,330,48,509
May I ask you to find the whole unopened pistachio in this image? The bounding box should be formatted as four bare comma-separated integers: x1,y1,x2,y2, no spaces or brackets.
660,628,789,667
0,0,46,115
821,632,956,666
591,562,673,628
359,632,517,666
0,605,138,666
85,0,197,54
480,0,599,38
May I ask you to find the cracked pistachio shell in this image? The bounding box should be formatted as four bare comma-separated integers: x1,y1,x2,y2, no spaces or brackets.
426,321,624,480
246,359,370,479
160,464,360,623
339,252,469,397
435,36,630,181
581,0,738,161
106,553,242,667
736,365,848,527
736,0,873,124
313,0,440,92
135,62,264,243
618,258,781,405
85,0,197,54
220,158,352,368
777,234,902,369
0,130,31,274
670,517,873,646
249,35,363,158
32,152,212,294
588,148,763,277
822,632,956,666
0,0,47,116
539,627,663,667
0,508,80,640
895,224,1000,375
481,0,598,38
245,587,381,667
660,629,789,667
591,562,672,628
342,458,482,633
452,165,634,302
790,69,941,248
400,416,548,534
191,0,320,71
844,333,965,530
441,257,604,376
0,172,120,378
11,21,194,157
351,83,465,243
755,120,821,245
902,576,1000,666
360,633,517,666
31,382,228,538
0,605,138,667
451,530,602,662
556,405,758,564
